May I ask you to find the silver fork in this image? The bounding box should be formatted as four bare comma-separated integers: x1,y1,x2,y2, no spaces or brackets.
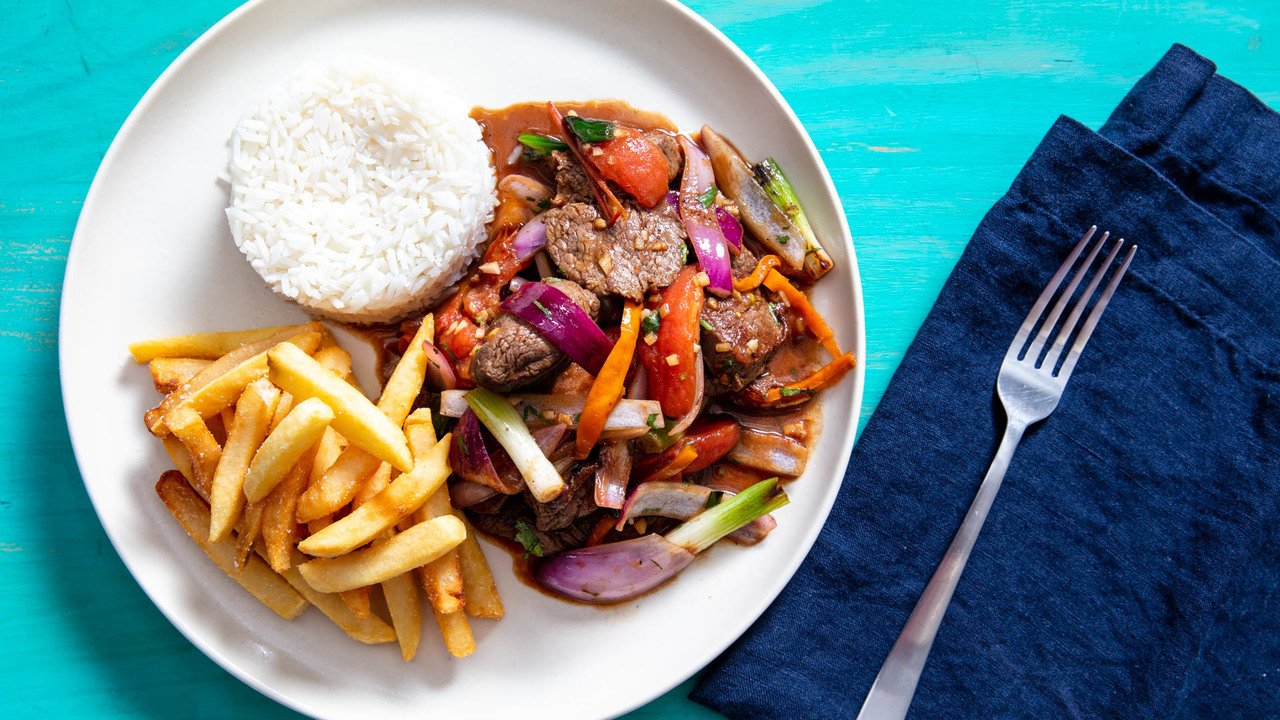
855,226,1137,720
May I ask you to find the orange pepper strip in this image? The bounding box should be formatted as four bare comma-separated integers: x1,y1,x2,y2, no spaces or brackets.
764,352,858,403
642,445,699,484
763,269,842,358
733,255,783,292
585,515,616,547
575,301,642,458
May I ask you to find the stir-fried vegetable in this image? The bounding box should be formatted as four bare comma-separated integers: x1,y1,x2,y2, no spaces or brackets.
753,158,833,281
517,132,569,158
615,481,776,545
449,409,521,494
762,351,857,404
564,116,616,143
548,102,626,225
576,300,642,458
420,339,458,390
594,440,631,510
511,213,548,262
717,206,744,251
677,137,732,297
700,125,808,272
641,444,698,483
591,133,670,208
438,390,663,434
733,254,783,292
762,269,841,358
464,388,564,502
500,282,612,374
535,478,789,603
727,426,808,477
638,265,703,419
634,417,740,479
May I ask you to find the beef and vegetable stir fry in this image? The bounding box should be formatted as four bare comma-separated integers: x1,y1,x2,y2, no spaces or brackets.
399,101,855,603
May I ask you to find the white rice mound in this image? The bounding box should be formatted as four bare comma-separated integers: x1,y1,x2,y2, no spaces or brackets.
226,56,497,324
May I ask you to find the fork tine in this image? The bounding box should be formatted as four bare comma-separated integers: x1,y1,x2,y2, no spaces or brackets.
1005,226,1097,362
1021,229,1108,363
1042,237,1125,371
1054,244,1138,381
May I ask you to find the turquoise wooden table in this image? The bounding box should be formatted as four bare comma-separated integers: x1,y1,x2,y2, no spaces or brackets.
3,0,1277,717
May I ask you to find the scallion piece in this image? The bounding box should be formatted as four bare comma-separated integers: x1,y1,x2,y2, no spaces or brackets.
664,477,789,554
465,387,565,502
564,116,616,143
754,158,815,245
518,132,569,157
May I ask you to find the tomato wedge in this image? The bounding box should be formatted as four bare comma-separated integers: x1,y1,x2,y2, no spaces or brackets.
592,133,670,208
638,265,702,418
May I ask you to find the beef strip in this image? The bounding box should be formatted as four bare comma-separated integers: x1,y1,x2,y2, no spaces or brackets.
470,279,600,392
701,281,787,394
731,245,758,278
645,130,682,182
528,460,599,532
466,494,601,556
552,150,593,206
549,362,595,396
543,201,687,300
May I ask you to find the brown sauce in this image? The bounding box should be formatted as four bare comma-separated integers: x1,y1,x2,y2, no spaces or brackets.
471,100,678,180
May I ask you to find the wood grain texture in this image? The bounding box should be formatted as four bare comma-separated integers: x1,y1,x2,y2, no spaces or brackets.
1,0,1276,717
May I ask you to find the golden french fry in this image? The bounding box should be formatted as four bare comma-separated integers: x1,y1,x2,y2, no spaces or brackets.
155,472,307,620
382,572,421,662
209,380,279,542
309,427,343,488
161,434,195,484
172,332,321,426
263,446,314,573
235,498,266,571
339,587,372,621
165,406,220,501
129,323,318,363
452,511,504,620
433,606,475,658
150,357,212,394
276,551,395,644
354,463,392,507
415,486,465,615
376,314,435,425
306,514,333,536
313,345,353,379
268,343,412,472
146,324,323,435
297,515,466,593
297,434,451,558
297,449,381,522
269,391,295,432
243,397,334,502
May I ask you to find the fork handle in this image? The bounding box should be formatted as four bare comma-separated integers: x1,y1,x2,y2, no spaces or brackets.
855,419,1028,720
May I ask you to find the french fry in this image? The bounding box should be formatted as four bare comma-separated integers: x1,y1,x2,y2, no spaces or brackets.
209,380,279,542
161,434,195,484
297,515,466,593
339,587,372,621
262,445,314,573
146,323,323,435
313,345,353,379
277,551,395,644
432,605,475,658
382,572,421,661
415,487,466,615
150,357,211,393
376,314,434,425
165,406,220,501
155,472,307,620
129,323,320,362
309,427,343,488
452,510,504,620
171,332,321,426
269,392,295,433
297,433,451,558
268,343,412,472
354,463,393,506
296,449,381,522
235,498,266,571
243,397,334,502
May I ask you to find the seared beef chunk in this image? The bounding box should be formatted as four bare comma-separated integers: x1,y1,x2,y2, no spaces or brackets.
550,362,595,396
543,201,687,300
731,245,758,278
471,280,599,392
467,494,600,555
528,460,598,532
701,287,787,394
552,150,593,206
645,130,682,183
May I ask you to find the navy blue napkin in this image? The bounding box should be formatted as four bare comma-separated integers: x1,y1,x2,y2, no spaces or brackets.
693,45,1280,720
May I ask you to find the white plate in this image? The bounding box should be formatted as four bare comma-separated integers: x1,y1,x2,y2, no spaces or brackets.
59,1,866,717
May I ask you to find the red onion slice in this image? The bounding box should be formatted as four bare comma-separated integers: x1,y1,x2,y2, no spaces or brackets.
727,427,808,477
449,409,523,494
595,440,631,510
677,136,732,297
716,206,744,251
666,359,705,437
500,282,612,374
615,481,774,544
511,214,548,262
421,339,458,391
449,480,499,509
530,423,568,457
534,533,695,603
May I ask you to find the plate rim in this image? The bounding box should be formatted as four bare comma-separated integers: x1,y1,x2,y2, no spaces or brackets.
58,0,867,717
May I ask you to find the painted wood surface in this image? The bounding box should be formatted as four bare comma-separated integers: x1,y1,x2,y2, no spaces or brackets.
2,0,1276,717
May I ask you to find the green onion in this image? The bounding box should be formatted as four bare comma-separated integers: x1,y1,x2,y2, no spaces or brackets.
518,133,569,157
515,520,544,558
697,185,718,208
532,299,553,318
706,490,724,509
755,158,817,249
634,422,678,454
699,319,713,332
641,311,662,335
779,387,816,398
646,413,661,429
465,388,565,502
665,478,788,553
564,116,615,143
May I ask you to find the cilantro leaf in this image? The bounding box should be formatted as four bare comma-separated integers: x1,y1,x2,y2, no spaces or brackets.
515,520,543,558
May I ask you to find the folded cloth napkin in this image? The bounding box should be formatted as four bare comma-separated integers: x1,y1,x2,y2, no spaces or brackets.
693,45,1280,720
